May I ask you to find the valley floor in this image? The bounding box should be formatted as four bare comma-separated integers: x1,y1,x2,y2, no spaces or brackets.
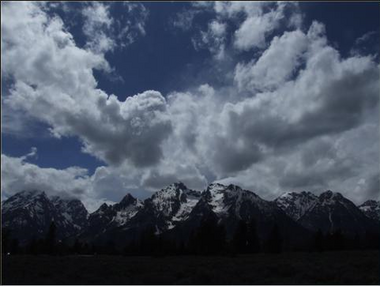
2,250,379,284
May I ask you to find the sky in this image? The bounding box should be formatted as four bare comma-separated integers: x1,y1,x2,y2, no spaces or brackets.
1,2,379,212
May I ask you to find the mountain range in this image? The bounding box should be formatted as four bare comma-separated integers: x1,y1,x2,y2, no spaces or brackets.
2,183,379,248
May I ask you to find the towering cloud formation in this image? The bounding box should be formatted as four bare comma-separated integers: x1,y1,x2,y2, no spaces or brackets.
2,2,379,205
2,2,171,168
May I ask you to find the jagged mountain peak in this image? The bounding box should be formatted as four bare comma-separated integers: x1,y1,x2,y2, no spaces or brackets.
360,199,380,207
275,191,318,205
67,199,87,209
14,189,47,200
118,193,138,207
51,196,87,213
111,194,143,226
117,183,203,233
113,192,142,211
206,183,262,198
359,200,380,221
153,182,198,197
96,203,112,213
172,181,188,190
51,196,88,229
181,184,309,246
319,190,344,202
276,190,368,233
296,190,376,235
207,182,227,189
81,194,144,240
2,190,82,243
84,183,201,238
226,183,243,191
275,191,318,221
316,190,356,209
2,190,49,213
206,183,240,195
202,183,268,218
149,183,202,212
4,185,379,248
278,190,316,198
149,183,201,217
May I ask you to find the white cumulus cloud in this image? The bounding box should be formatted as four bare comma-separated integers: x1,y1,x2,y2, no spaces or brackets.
2,2,379,207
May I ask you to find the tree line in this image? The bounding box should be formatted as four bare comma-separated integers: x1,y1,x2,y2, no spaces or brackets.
123,215,282,256
2,217,379,256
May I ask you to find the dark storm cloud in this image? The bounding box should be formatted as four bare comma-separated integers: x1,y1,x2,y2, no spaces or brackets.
279,159,355,190
211,137,263,174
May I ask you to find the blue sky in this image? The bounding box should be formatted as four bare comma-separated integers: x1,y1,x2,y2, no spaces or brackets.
2,2,379,211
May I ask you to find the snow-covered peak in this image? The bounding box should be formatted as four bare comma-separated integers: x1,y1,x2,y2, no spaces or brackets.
51,196,88,229
115,205,143,225
172,181,188,191
276,191,317,202
153,182,193,198
94,203,111,214
2,190,49,213
13,189,47,200
2,190,84,241
150,182,200,216
51,196,85,209
207,183,227,191
117,193,138,208
319,190,345,206
360,200,380,208
359,200,380,221
111,194,143,225
142,183,202,230
297,190,377,235
275,191,318,221
205,183,242,200
204,183,267,217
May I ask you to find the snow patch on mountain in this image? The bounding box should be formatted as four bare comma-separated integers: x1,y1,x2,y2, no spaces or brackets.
275,191,318,221
150,182,202,230
2,190,47,213
2,190,81,242
51,196,89,229
113,200,143,225
204,183,271,219
359,200,380,221
207,184,227,214
171,193,200,222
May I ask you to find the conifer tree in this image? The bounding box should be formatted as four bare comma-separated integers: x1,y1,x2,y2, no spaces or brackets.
247,217,260,253
2,228,11,254
265,223,282,254
45,221,57,255
11,238,20,254
314,229,324,252
331,228,345,251
232,220,248,253
192,214,226,255
73,238,82,254
139,226,157,255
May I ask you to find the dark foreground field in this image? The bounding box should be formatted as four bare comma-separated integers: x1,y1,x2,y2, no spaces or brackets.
2,250,379,284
